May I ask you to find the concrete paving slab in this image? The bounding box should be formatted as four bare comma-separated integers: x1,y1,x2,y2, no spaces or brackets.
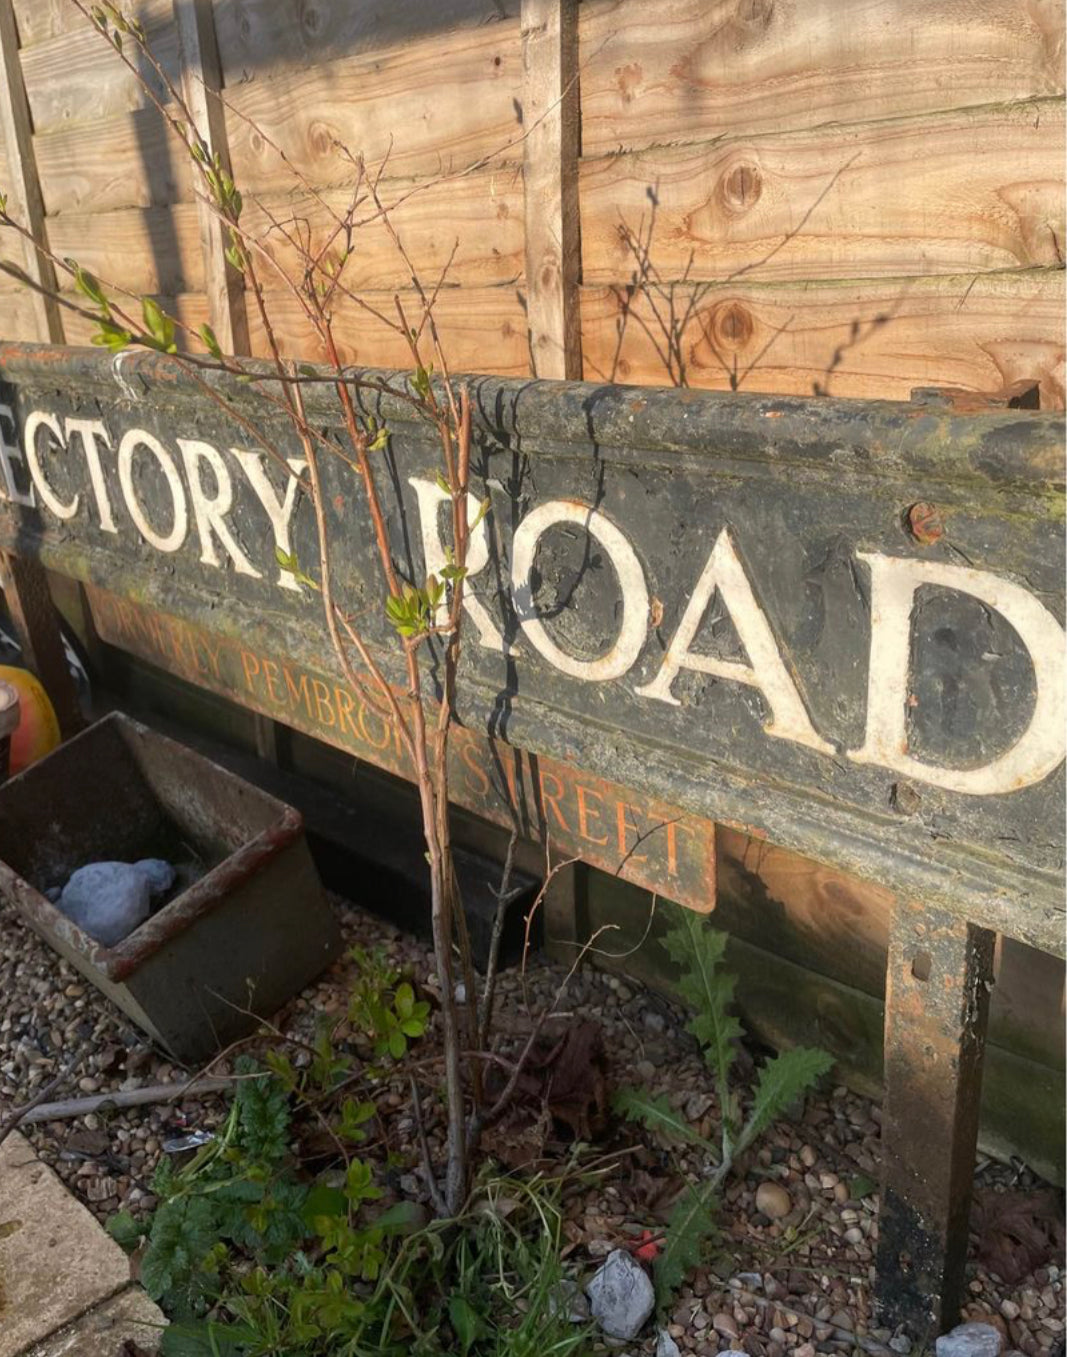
22,1287,164,1356
0,1130,132,1357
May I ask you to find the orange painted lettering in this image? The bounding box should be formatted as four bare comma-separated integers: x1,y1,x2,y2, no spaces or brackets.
537,769,571,835
262,658,284,705
459,738,490,798
311,677,335,727
575,784,608,846
283,665,312,718
615,801,649,866
334,685,359,738
357,700,391,750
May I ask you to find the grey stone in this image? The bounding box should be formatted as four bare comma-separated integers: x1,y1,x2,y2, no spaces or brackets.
58,863,151,947
935,1323,1004,1357
586,1249,655,1341
548,1279,590,1324
656,1330,682,1357
889,1337,912,1354
133,859,176,896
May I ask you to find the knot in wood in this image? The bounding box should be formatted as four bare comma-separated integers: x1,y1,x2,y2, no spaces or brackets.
719,161,763,214
707,301,755,351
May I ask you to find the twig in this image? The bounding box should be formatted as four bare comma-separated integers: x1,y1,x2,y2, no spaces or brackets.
409,1075,448,1217
17,1075,244,1126
0,1052,81,1147
478,829,521,1048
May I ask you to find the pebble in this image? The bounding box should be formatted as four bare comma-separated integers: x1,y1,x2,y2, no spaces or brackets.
713,1313,740,1339
935,1323,1004,1357
755,1181,793,1220
587,1250,655,1341
656,1331,682,1357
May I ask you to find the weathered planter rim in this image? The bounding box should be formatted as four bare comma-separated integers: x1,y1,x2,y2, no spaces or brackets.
0,712,304,982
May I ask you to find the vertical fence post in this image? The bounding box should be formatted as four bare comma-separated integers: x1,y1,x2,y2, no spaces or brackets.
174,0,277,762
521,0,581,381
876,900,995,1344
0,2,83,738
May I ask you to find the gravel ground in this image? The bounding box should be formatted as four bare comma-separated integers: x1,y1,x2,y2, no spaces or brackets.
1,892,1062,1355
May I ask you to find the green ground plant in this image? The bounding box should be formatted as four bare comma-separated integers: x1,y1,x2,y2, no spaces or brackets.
108,1056,594,1357
613,906,834,1305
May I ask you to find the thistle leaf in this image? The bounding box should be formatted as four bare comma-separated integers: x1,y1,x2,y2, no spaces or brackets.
653,1180,718,1307
612,1085,718,1157
662,912,742,1117
737,1047,834,1153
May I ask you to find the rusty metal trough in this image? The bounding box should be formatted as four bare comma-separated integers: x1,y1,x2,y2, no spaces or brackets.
0,711,340,1062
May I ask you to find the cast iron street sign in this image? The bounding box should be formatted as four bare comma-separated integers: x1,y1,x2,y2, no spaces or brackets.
0,342,1063,1340
0,344,1061,945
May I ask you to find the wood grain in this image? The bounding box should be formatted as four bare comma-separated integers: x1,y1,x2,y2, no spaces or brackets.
579,0,1065,157
224,20,524,197
521,0,581,379
19,21,180,134
213,0,518,86
580,268,1066,406
175,0,248,355
11,0,171,50
241,169,525,292
34,105,193,214
245,284,531,375
0,1,61,341
717,826,1065,1070
45,202,203,297
581,100,1066,284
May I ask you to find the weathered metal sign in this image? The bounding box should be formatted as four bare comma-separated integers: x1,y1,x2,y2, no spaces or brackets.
0,345,1062,949
85,582,717,907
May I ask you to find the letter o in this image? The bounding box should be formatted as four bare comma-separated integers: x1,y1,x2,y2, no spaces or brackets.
117,428,188,553
511,500,649,681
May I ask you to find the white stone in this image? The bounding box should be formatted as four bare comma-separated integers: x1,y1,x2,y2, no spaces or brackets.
586,1249,655,1341
935,1322,1004,1357
656,1330,682,1357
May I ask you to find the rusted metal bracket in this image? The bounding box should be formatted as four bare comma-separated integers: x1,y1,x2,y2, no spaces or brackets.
0,551,83,738
876,901,996,1344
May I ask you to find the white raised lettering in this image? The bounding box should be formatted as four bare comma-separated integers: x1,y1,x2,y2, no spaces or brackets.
117,428,188,553
408,476,507,650
512,500,648,681
635,528,834,755
849,552,1065,794
64,417,117,533
24,410,78,520
177,438,260,577
231,449,305,590
0,403,34,507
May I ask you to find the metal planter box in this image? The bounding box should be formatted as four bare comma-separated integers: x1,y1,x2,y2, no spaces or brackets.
0,712,340,1063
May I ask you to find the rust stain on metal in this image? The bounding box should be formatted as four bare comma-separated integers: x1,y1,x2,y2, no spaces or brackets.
904,501,945,545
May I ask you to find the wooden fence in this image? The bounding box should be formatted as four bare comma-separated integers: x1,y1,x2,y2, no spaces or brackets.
0,0,1063,1183
0,0,1063,403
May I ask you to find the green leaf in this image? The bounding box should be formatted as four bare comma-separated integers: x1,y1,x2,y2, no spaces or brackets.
105,1209,144,1252
141,296,176,353
737,1047,834,1153
434,470,452,495
91,319,133,352
394,982,415,1019
612,1085,718,1156
848,1174,877,1201
388,1029,405,1059
662,912,742,1128
470,495,491,531
367,425,389,452
448,1295,483,1354
73,264,108,310
653,1179,718,1308
198,322,222,359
